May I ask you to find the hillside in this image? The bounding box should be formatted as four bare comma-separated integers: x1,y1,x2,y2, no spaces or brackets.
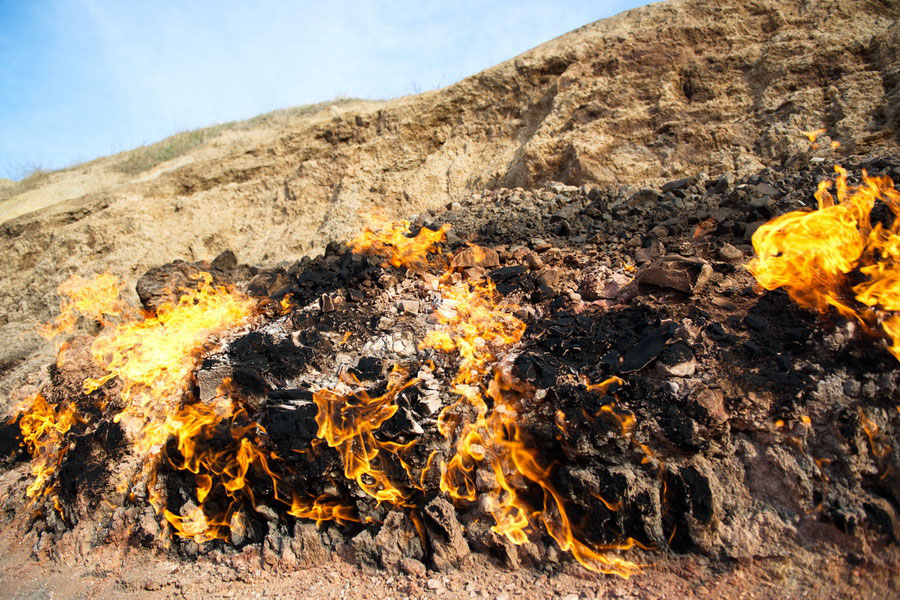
3,1,900,598
1,0,899,404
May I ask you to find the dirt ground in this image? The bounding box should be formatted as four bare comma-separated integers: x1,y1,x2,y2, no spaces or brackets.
0,518,897,600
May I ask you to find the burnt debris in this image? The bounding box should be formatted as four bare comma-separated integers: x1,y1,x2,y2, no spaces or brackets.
5,153,900,575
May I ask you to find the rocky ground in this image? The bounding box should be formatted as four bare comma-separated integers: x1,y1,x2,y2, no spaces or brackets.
2,151,899,599
1,0,899,405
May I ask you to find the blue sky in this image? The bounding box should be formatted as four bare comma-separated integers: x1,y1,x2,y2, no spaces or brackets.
0,0,648,180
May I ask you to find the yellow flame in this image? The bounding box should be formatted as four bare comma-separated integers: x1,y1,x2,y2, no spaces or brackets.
11,393,82,500
83,272,256,456
803,128,827,143
349,209,449,270
313,367,418,505
748,167,900,359
38,273,132,339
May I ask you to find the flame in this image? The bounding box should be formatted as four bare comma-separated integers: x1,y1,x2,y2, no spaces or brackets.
288,493,359,526
82,272,256,456
159,389,281,542
38,273,132,339
349,215,642,576
11,393,82,500
24,270,269,542
349,210,449,270
803,128,827,143
313,367,418,505
748,167,900,359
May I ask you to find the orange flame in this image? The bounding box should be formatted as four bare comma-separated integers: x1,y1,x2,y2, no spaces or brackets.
38,273,132,339
748,167,900,359
313,367,418,505
349,210,449,270
11,393,82,500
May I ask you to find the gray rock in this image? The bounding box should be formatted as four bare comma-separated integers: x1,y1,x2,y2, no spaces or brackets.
718,243,744,262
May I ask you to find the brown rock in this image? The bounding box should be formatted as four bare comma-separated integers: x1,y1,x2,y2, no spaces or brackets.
718,243,745,263
635,256,713,294
524,252,544,270
423,497,470,571
373,511,425,572
692,387,728,425
451,245,500,269
535,267,560,288
291,522,328,567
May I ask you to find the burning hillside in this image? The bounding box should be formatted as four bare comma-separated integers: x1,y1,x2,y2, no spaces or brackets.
2,147,900,598
2,1,900,597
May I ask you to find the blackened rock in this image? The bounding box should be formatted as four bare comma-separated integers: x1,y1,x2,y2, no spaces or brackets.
351,530,379,569
657,342,696,377
600,350,622,374
635,256,713,294
0,419,23,463
264,401,318,452
247,269,289,297
351,356,387,381
679,466,714,524
743,314,768,330
488,265,528,282
863,499,899,540
380,407,424,438
621,331,669,373
752,182,780,197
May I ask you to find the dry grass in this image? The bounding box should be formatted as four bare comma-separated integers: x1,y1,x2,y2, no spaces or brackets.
112,98,361,176
112,125,231,175
0,167,54,201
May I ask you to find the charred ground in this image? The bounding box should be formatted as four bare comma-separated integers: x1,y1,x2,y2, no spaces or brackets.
2,152,899,600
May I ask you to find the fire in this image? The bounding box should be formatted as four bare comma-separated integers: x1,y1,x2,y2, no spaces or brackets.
11,393,82,500
312,367,418,505
288,493,359,526
748,166,900,360
159,387,282,542
351,217,643,576
38,272,132,339
16,212,649,571
82,272,256,456
26,270,269,542
349,210,449,270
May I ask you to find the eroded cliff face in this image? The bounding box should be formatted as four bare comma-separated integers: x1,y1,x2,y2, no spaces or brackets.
1,0,899,400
